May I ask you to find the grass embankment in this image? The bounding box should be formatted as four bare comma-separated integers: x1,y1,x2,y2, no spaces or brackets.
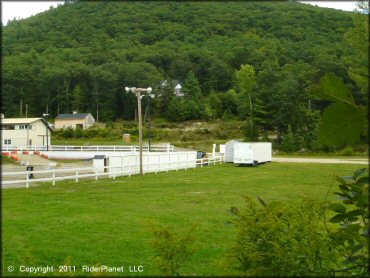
1,155,18,165
52,119,245,152
52,119,368,155
2,162,361,276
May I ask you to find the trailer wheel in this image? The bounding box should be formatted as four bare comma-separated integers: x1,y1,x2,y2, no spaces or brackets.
253,160,258,167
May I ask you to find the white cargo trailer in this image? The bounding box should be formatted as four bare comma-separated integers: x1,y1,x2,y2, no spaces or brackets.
224,140,238,163
225,141,271,165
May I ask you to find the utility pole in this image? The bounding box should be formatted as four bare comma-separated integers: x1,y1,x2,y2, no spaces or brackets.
125,87,152,175
25,104,28,118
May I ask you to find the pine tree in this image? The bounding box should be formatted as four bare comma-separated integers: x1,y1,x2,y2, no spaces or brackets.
182,71,202,100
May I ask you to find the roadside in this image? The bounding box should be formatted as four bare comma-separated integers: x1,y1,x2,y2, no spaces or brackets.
272,157,368,165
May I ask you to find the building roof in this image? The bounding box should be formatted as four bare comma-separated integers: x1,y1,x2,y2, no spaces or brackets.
93,155,106,159
2,118,44,124
56,113,90,120
1,118,53,131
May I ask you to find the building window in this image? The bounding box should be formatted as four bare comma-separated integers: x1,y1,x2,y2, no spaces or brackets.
2,125,15,130
4,139,11,145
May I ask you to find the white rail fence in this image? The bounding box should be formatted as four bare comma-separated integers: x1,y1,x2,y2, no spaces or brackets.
1,144,174,153
2,155,224,189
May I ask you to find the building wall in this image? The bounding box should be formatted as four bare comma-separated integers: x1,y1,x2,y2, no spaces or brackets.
1,120,51,147
55,115,95,130
85,114,95,129
55,119,85,130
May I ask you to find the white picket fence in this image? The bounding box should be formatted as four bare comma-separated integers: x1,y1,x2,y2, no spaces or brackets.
2,155,224,189
1,144,174,152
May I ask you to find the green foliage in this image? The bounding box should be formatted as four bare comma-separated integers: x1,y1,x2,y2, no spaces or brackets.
71,84,84,112
2,1,359,127
150,224,197,276
281,125,305,152
312,74,354,104
222,109,234,121
234,64,256,96
312,74,367,147
344,2,369,95
326,168,369,276
231,196,334,276
340,146,354,156
182,71,202,100
319,103,366,147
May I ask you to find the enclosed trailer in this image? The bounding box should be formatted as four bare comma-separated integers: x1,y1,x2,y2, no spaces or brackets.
224,140,239,163
225,141,272,165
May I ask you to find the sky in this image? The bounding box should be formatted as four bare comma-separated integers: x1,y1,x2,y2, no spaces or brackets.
1,1,359,26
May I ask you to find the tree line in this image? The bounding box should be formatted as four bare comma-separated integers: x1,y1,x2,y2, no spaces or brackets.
2,1,368,149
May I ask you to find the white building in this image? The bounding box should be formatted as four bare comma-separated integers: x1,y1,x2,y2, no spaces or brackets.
1,118,52,148
55,112,95,130
174,84,184,96
159,80,184,97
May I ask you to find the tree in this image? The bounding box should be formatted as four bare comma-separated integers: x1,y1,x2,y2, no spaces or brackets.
343,1,369,95
72,84,84,112
182,71,202,100
234,64,256,139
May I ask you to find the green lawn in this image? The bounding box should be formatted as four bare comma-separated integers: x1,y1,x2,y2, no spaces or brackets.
2,162,362,277
1,156,18,165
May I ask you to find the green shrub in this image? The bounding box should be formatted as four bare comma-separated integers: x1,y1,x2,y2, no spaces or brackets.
340,146,354,156
73,127,84,138
281,125,306,152
231,197,334,276
222,109,234,121
325,168,369,276
150,224,197,276
60,127,74,138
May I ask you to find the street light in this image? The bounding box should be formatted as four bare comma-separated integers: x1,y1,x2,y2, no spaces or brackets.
43,113,49,151
125,86,152,175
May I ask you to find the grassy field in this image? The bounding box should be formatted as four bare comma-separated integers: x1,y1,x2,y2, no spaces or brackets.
1,156,18,165
2,162,362,277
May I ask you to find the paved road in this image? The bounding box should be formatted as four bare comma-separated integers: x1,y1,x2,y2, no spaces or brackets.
273,157,369,165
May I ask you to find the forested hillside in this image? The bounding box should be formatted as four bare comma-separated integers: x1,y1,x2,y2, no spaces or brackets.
2,1,367,149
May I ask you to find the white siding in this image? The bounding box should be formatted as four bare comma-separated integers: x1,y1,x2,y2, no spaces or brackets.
1,119,51,147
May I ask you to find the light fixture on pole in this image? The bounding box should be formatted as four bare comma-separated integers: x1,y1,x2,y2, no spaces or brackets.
125,86,152,175
43,113,50,151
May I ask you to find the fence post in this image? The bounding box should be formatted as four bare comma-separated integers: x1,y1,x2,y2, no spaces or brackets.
52,171,56,185
95,170,98,181
26,172,29,189
75,171,79,183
